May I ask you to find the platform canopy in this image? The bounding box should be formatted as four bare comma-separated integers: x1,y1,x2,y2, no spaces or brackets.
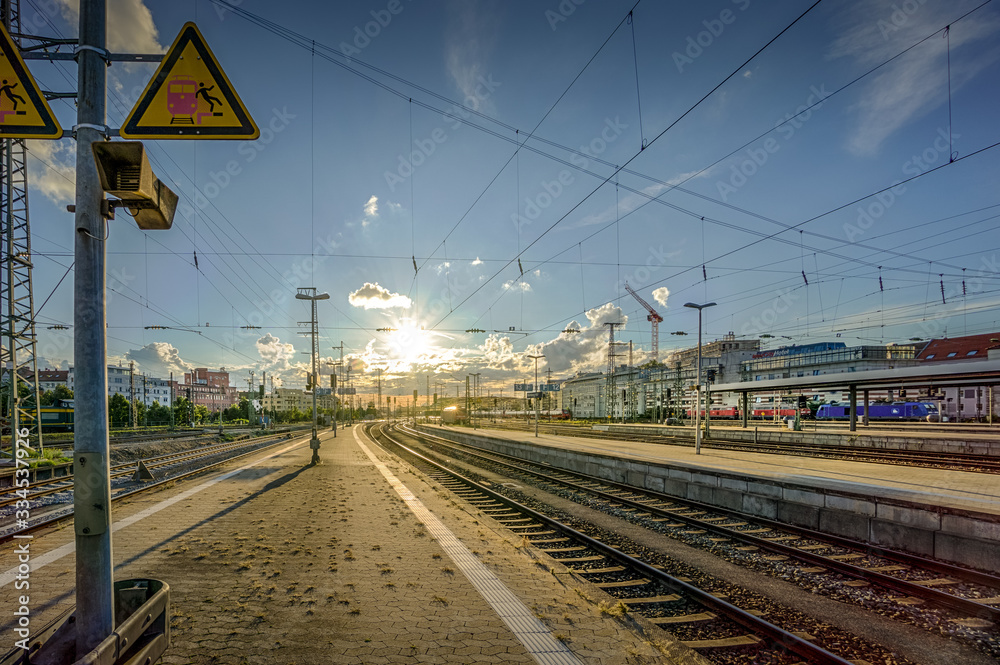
712,358,1000,394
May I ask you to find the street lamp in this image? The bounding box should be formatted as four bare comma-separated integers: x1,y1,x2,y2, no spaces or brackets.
527,354,545,437
326,360,342,436
296,288,329,464
684,302,716,454
470,373,481,429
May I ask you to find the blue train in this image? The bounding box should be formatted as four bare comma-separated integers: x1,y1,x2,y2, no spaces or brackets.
816,401,939,422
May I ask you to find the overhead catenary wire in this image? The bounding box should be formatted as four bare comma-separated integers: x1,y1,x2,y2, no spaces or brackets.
210,0,992,302
436,1,827,328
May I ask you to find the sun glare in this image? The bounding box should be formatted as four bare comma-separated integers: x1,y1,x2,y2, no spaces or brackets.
385,319,437,370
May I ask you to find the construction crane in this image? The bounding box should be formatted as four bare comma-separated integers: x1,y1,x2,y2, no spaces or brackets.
624,282,663,362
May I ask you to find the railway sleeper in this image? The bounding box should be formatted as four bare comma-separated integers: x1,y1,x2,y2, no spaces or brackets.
573,566,626,574
622,594,682,605
649,611,716,625
681,634,762,649
863,565,909,573
593,577,651,589
912,578,959,587
556,555,604,563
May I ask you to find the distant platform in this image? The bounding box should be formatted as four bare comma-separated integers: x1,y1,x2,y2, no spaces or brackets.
424,424,1000,574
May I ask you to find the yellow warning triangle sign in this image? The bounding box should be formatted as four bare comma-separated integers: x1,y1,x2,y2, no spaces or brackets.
121,22,258,140
0,23,62,139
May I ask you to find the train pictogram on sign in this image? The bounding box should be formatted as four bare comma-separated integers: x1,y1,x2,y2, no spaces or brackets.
121,22,258,140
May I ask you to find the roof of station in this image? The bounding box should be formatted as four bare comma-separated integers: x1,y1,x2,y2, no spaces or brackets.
712,357,1000,393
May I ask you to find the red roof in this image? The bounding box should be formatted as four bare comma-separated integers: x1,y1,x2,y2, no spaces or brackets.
19,368,68,381
917,332,1000,362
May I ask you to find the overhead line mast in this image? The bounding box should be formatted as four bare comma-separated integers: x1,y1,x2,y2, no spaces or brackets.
1,0,44,453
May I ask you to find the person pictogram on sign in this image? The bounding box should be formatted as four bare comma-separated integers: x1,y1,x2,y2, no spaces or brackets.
196,83,223,112
0,80,26,110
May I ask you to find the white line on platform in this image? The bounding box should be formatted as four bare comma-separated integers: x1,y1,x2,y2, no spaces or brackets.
0,438,306,589
354,427,583,665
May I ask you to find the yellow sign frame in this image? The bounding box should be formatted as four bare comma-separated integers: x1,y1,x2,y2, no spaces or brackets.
121,22,258,140
0,23,62,139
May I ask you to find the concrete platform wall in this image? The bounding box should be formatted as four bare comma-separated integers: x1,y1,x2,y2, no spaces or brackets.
596,423,1000,456
420,426,1000,575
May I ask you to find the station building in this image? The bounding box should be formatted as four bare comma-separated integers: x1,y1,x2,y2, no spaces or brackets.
261,387,335,414
916,332,1000,421
68,364,175,407
738,342,920,406
175,368,239,412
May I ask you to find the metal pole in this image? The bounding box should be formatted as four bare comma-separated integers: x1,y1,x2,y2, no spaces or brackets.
849,384,857,432
535,362,540,437
74,0,112,652
704,376,711,437
694,312,702,454
129,360,135,428
310,299,318,457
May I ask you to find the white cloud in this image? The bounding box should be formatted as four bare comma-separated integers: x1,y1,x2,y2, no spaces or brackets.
652,287,670,307
471,257,483,266
532,303,628,375
502,280,531,292
828,3,1000,155
256,333,295,368
348,282,412,310
37,356,71,371
26,140,76,206
360,195,380,228
124,342,192,378
56,0,163,54
445,1,499,117
480,334,516,371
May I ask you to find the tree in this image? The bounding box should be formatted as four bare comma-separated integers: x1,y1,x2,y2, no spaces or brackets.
52,385,73,402
173,397,193,426
194,405,209,423
147,401,171,426
133,400,146,427
108,394,130,428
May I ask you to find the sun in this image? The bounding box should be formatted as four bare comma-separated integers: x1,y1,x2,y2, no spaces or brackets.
384,319,438,370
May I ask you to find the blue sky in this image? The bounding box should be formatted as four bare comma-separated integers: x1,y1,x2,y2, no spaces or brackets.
25,0,1000,397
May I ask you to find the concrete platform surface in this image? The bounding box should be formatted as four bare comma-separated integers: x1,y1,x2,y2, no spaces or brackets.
419,425,1000,572
0,426,694,665
466,426,1000,517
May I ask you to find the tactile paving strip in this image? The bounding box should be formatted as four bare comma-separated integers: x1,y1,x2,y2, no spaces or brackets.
354,428,583,665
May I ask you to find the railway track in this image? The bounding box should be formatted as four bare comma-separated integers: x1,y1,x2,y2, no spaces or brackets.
371,423,917,665
0,434,296,511
36,427,282,451
483,420,1000,472
401,424,1000,623
0,430,301,543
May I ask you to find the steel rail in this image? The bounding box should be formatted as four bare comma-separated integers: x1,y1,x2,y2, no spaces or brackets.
0,435,293,508
0,431,303,545
486,421,1000,472
404,424,1000,622
374,423,855,665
